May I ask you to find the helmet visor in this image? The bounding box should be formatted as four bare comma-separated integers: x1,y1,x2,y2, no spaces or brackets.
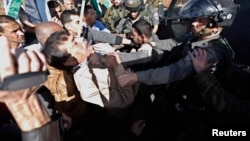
179,0,218,19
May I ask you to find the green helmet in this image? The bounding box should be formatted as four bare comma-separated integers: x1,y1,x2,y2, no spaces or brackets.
124,0,144,11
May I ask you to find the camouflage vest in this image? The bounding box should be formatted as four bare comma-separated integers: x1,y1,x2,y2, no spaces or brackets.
139,3,153,25
119,17,133,34
103,6,128,32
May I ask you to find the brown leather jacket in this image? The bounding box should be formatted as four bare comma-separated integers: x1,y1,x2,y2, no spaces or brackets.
44,65,87,120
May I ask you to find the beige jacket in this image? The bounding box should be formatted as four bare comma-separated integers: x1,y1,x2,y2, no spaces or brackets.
73,64,135,117
45,65,87,120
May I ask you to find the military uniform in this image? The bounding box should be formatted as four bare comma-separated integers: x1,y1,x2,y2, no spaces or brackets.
116,0,147,34
149,0,163,8
102,6,128,33
82,26,124,45
115,16,137,35
140,3,160,26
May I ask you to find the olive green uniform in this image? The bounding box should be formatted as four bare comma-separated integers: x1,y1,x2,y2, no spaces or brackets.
140,3,160,27
102,6,128,33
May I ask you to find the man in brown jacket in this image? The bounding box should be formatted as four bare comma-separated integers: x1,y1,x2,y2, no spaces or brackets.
34,22,88,127
43,31,135,118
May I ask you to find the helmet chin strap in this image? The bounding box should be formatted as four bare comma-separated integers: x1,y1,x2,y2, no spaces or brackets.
195,22,218,39
196,28,212,39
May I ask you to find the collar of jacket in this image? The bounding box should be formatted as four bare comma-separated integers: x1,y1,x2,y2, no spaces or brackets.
71,61,88,73
47,65,63,74
191,35,221,49
45,65,76,102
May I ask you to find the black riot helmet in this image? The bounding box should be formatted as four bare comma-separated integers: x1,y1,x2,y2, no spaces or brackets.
179,0,240,27
124,0,145,11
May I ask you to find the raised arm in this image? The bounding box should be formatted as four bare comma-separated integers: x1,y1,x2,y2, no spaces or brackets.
0,35,50,132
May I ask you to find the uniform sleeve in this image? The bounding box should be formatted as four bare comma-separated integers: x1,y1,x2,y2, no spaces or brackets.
118,44,153,66
118,51,152,66
116,18,126,34
136,57,194,85
135,39,231,85
154,38,179,51
88,28,122,45
150,6,159,25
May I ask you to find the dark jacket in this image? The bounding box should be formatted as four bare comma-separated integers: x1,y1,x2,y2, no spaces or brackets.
193,64,250,124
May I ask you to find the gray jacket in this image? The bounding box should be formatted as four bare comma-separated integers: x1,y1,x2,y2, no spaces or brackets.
117,35,181,67
84,27,123,45
136,35,234,85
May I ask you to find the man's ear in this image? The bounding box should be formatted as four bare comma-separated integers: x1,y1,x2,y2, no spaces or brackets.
82,16,87,23
140,34,146,42
64,23,70,30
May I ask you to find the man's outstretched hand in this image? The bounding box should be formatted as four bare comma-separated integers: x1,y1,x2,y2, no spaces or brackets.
0,35,50,131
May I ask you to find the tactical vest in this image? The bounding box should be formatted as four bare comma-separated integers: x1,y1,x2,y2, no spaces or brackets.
140,3,154,25
119,15,154,35
117,17,133,34
103,6,128,32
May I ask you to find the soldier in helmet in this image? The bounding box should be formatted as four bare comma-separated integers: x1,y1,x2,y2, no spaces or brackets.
102,0,129,33
116,0,240,140
118,0,240,86
115,0,144,36
116,0,160,39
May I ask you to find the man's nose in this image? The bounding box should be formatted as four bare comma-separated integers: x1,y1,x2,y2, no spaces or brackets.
192,21,198,26
17,30,24,36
